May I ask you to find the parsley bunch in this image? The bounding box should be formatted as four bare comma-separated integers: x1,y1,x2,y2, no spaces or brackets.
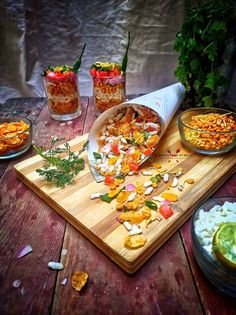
33,138,88,188
174,0,236,108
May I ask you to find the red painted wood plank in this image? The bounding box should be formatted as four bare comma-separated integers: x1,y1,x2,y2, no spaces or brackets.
0,97,89,314
180,172,236,315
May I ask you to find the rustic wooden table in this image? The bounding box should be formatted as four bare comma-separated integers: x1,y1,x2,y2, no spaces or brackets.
0,97,236,315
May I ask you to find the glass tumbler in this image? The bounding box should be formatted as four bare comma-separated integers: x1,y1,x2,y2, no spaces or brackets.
92,74,126,116
43,71,81,121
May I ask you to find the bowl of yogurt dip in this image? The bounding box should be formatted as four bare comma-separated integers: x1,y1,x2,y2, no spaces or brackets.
191,196,236,297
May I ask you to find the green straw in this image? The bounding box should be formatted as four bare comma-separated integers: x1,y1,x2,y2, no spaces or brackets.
73,43,87,72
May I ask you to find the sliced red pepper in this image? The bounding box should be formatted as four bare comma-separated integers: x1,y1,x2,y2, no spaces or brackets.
159,204,174,219
129,162,139,172
104,176,115,185
111,145,119,155
143,148,153,155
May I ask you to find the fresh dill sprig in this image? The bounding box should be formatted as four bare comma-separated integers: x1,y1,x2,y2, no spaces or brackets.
33,138,88,188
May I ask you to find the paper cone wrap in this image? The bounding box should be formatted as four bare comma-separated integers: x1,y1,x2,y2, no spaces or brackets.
88,82,185,181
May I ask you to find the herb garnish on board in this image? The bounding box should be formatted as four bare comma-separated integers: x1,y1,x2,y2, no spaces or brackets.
33,138,88,188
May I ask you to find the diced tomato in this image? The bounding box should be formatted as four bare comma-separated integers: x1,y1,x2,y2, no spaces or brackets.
104,176,115,185
98,71,108,77
111,145,119,155
147,127,156,132
129,162,139,172
114,68,121,76
90,67,97,77
159,204,174,219
143,148,153,156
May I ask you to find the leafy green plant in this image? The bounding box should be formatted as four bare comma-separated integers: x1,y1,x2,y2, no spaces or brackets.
174,0,236,108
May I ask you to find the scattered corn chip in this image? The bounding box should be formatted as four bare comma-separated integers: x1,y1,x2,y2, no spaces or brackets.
117,191,130,203
71,271,88,292
152,162,162,169
119,211,146,224
108,189,120,198
185,178,194,184
124,235,147,249
161,192,178,202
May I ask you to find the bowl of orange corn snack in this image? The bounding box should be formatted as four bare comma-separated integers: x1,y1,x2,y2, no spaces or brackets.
0,116,32,159
178,108,236,155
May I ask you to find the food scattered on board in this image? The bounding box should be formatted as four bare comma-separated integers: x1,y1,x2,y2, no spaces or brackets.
0,120,31,155
194,201,236,269
93,104,162,177
17,244,33,259
71,271,88,292
181,111,236,151
91,157,195,249
87,100,199,250
33,138,88,188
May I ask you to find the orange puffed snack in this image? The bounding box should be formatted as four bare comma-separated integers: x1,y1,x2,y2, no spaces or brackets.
0,120,30,154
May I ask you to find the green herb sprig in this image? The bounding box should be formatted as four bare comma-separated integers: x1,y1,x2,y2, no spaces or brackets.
33,138,88,188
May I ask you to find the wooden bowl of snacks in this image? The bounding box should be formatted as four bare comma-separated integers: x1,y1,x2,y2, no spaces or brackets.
178,108,236,155
191,196,236,297
0,116,32,159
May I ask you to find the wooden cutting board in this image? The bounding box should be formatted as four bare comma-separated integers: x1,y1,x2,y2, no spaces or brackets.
14,117,236,274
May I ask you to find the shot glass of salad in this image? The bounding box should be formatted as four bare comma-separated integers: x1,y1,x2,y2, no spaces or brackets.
90,62,126,115
42,44,86,121
90,32,130,116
